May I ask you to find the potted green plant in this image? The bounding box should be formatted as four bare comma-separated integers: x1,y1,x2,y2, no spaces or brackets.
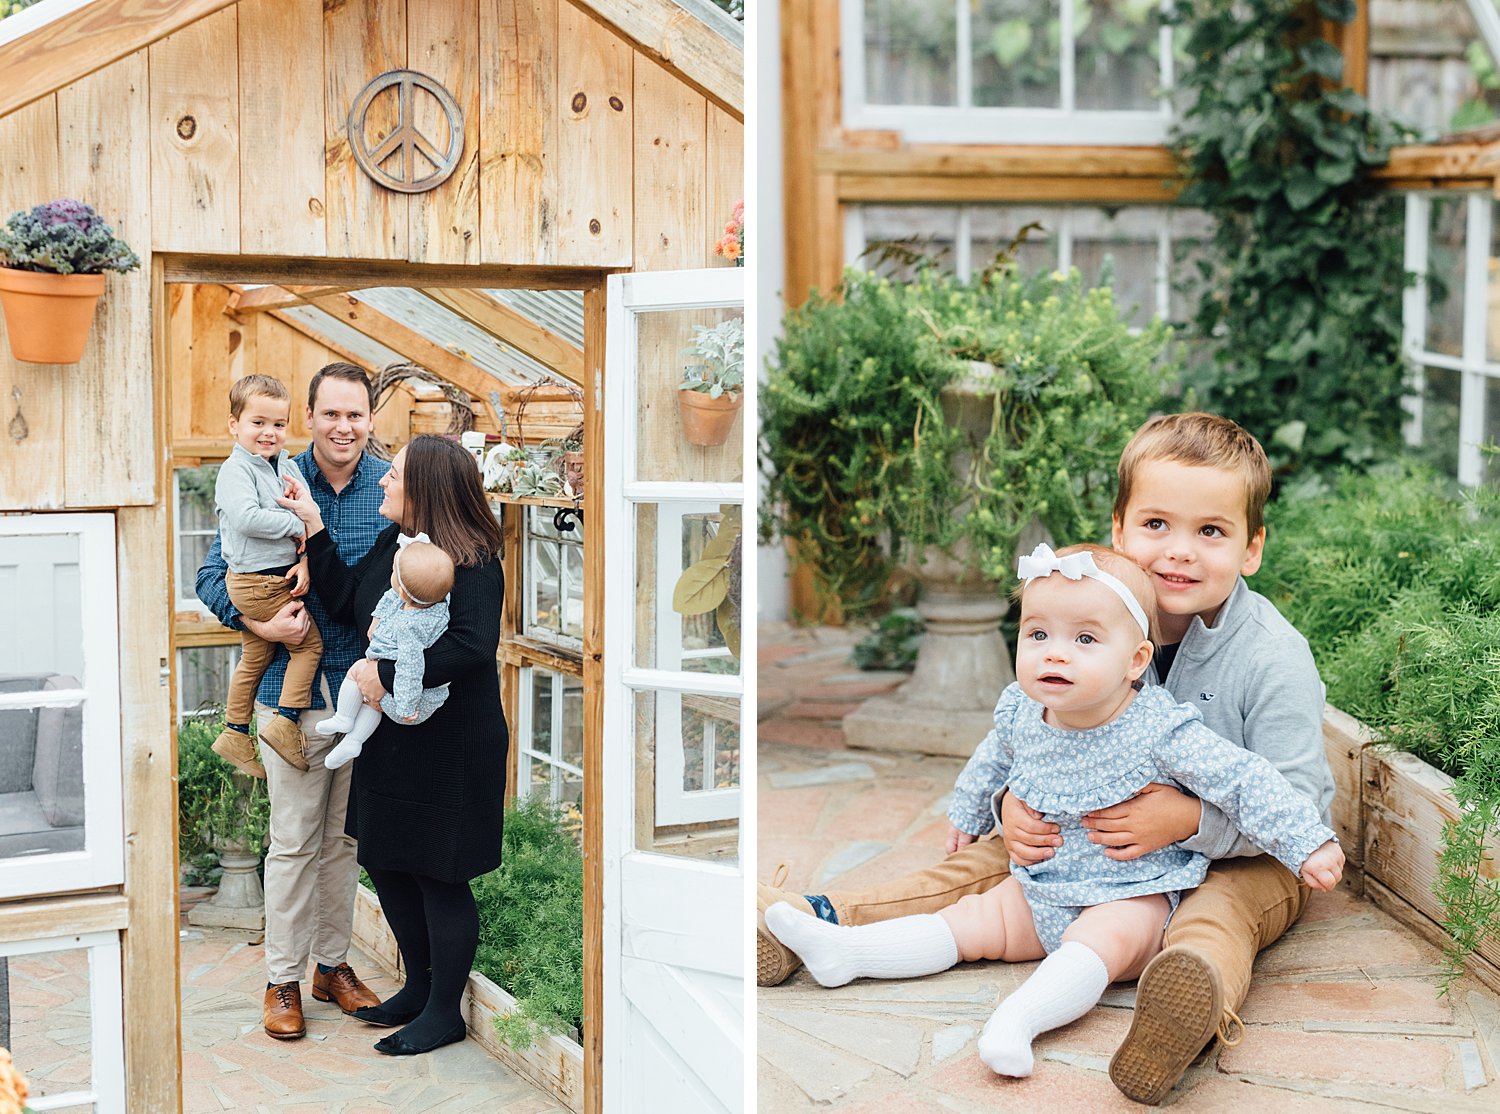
177,716,271,929
763,262,1173,754
0,199,140,364
677,316,745,447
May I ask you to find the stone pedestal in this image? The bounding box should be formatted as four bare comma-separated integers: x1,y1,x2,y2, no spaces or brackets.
844,550,1013,757
187,841,265,931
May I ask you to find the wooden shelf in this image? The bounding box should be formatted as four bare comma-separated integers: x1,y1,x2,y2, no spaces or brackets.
487,492,585,511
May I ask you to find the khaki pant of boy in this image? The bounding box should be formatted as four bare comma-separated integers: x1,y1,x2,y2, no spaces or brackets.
258,687,359,986
821,835,1309,1013
225,571,323,723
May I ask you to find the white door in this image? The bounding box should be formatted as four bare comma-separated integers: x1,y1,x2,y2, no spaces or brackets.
602,268,745,1113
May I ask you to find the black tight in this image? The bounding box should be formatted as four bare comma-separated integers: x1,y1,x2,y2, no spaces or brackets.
365,866,478,1044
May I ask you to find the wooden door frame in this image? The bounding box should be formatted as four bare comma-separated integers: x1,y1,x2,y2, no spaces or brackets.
157,256,610,1114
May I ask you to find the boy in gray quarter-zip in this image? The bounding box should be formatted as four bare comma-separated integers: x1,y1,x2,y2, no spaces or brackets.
212,374,322,777
759,413,1336,1106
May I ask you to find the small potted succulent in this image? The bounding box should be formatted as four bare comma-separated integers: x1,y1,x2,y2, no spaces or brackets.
677,316,745,447
549,427,585,496
0,199,140,364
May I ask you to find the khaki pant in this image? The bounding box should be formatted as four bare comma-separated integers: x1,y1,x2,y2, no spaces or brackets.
824,835,1309,1012
225,571,322,723
259,688,360,985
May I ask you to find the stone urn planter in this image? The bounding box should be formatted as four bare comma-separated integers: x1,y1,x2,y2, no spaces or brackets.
1322,705,1500,994
185,830,265,931
844,364,1038,757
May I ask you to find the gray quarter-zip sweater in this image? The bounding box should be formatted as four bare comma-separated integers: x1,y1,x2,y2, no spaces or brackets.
1149,576,1335,859
214,442,309,572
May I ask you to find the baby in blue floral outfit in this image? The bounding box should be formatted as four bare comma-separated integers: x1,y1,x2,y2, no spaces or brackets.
766,543,1343,1078
316,535,454,770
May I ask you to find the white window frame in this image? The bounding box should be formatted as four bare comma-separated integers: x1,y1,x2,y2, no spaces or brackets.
516,665,584,806
603,269,745,835
1400,190,1497,485
172,466,219,615
0,513,124,899
842,0,1175,145
0,930,126,1113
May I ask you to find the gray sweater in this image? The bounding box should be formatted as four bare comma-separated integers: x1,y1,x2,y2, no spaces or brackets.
1149,576,1335,859
214,443,308,572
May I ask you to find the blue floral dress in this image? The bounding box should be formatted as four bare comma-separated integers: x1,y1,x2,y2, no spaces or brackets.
947,684,1335,951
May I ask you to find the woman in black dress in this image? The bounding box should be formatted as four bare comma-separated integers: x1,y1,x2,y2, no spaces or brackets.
285,434,506,1055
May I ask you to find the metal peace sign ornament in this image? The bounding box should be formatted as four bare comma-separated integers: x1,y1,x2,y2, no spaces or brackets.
347,70,464,194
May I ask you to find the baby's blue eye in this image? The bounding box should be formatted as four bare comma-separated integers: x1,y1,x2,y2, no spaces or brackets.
1026,630,1046,641
1077,633,1096,645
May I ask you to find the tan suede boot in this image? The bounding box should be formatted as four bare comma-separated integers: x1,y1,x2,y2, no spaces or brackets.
210,728,266,779
757,871,816,986
1109,945,1243,1105
258,714,309,772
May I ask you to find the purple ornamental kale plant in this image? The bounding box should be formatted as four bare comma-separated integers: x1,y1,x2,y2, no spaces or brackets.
0,199,140,275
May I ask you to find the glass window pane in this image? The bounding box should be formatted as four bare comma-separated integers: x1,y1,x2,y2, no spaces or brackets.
973,0,1060,108
562,546,584,642
634,308,745,485
633,689,739,862
531,669,554,758
634,504,742,676
862,204,960,279
1422,365,1461,479
561,675,584,771
531,536,563,638
1426,196,1466,358
1168,208,1216,327
866,0,958,106
971,206,1057,278
1485,375,1500,486
0,688,85,861
0,533,84,683
1070,206,1163,328
4,946,95,1105
177,645,239,720
1074,1,1161,111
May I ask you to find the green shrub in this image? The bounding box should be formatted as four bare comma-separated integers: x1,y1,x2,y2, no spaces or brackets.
176,718,270,883
472,795,583,1047
1261,465,1500,987
851,609,924,673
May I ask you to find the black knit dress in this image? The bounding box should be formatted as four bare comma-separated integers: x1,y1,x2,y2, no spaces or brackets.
306,523,507,883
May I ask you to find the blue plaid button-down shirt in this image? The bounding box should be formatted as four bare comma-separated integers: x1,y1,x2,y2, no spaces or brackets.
195,447,390,710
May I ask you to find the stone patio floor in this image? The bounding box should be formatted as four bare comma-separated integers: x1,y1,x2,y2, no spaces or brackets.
5,892,565,1113
757,622,1500,1112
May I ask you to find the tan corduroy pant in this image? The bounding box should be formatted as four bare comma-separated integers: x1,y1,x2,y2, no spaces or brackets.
824,835,1308,1012
258,684,360,986
225,571,322,723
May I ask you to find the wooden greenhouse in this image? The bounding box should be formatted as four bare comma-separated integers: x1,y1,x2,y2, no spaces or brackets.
0,1,744,1111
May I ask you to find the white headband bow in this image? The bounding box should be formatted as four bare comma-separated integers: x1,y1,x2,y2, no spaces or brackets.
1017,543,1151,640
394,532,438,606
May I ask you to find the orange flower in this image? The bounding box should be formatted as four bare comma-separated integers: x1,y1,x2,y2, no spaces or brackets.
0,1047,30,1114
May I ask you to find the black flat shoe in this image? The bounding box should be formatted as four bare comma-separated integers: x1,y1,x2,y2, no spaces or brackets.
374,1021,467,1056
351,1002,422,1028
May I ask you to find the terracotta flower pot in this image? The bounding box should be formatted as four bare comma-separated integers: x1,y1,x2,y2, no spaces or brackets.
562,450,585,493
677,390,743,447
0,268,106,363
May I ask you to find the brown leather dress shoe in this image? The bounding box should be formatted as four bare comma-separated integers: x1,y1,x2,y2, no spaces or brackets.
311,962,381,1014
263,981,305,1040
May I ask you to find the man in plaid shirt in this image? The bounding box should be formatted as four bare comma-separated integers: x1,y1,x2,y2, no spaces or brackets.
197,363,391,1040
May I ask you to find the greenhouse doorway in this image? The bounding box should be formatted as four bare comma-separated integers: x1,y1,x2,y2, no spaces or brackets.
600,266,746,1113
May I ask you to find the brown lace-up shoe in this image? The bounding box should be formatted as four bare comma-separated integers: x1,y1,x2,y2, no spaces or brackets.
258,714,309,772
311,963,382,1014
757,866,816,987
211,728,266,779
263,981,305,1040
1109,946,1242,1104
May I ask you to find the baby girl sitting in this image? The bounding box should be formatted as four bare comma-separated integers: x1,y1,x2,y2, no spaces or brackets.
317,534,455,770
766,543,1343,1078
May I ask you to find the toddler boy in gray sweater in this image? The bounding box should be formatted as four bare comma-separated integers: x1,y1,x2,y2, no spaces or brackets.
211,374,322,777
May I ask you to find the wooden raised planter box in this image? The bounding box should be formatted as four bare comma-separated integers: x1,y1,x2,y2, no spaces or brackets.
1323,705,1500,994
351,884,584,1111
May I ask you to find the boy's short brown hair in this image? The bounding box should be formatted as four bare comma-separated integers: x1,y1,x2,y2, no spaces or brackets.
1018,543,1160,646
395,541,456,606
229,374,291,418
1114,413,1272,537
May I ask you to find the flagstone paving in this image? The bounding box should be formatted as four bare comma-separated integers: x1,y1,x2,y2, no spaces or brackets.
757,622,1500,1112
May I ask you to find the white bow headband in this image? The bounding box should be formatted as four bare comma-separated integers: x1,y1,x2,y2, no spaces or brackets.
395,531,438,606
1017,543,1152,640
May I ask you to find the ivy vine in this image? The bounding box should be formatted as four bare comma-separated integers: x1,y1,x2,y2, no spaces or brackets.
1169,0,1410,478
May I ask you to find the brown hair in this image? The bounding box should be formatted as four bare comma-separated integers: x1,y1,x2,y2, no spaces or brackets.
229,374,290,418
394,541,456,605
397,435,504,568
1114,412,1272,537
308,361,375,413
1018,543,1159,645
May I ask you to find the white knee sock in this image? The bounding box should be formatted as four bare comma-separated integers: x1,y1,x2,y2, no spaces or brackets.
977,940,1110,1077
763,903,958,988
